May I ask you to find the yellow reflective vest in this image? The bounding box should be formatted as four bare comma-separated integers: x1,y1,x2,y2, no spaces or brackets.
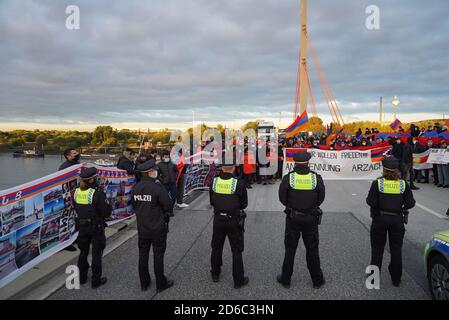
74,188,96,205
289,172,317,191
377,178,405,194
212,177,238,194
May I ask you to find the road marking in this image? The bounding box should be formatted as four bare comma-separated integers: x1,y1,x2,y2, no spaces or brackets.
416,202,446,219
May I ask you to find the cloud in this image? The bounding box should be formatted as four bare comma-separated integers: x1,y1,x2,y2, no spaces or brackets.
0,0,448,129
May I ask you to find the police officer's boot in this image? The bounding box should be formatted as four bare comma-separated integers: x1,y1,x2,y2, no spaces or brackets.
234,276,249,289
92,277,107,289
392,280,401,287
141,279,151,291
276,274,291,289
313,276,326,289
157,279,174,293
211,272,220,283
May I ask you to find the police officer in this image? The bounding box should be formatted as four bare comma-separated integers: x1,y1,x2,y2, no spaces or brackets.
277,152,325,289
130,159,174,292
210,160,249,289
73,167,111,289
366,157,415,286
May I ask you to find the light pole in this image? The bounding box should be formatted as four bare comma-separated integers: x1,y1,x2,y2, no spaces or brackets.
392,96,400,119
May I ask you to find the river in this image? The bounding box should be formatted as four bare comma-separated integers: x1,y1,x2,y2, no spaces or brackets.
0,153,65,191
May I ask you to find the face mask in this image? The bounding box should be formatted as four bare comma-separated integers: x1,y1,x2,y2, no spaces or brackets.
413,141,417,144
164,158,170,163
90,178,99,188
362,142,367,146
397,140,401,144
73,154,81,162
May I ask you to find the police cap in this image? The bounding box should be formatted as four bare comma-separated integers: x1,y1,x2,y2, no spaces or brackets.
79,167,97,180
382,157,399,170
293,151,312,163
137,159,157,173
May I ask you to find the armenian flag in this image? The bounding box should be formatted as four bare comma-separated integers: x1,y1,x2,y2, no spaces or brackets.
285,111,310,138
390,118,402,131
371,146,391,162
285,148,308,162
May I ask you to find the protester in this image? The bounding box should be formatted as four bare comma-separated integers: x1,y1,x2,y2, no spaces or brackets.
117,148,136,175
157,150,179,215
436,140,449,188
59,148,80,170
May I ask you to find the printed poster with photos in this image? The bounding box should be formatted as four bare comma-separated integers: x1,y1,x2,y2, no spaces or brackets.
183,163,220,196
0,164,135,288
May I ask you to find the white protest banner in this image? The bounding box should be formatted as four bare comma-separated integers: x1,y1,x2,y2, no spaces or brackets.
283,147,390,180
427,149,448,164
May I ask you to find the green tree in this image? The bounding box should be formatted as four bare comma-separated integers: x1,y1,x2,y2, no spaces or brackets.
9,137,25,147
92,126,115,144
309,117,324,133
241,120,259,132
35,135,48,146
102,137,118,147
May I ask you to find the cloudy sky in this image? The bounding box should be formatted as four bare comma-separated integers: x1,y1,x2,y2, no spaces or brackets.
0,0,448,130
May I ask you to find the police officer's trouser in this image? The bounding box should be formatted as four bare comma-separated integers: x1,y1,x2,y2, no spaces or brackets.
211,216,244,285
77,227,106,284
370,214,405,283
281,214,323,285
138,233,167,289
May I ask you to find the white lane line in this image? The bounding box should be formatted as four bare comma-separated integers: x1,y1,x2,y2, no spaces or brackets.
415,202,446,219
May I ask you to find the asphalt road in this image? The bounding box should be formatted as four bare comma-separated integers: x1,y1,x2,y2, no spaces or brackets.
49,180,449,300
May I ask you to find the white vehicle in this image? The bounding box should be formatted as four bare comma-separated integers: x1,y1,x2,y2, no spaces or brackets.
257,121,276,139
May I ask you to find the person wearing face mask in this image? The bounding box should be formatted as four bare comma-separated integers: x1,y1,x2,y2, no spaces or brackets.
210,157,249,288
401,137,419,190
59,148,82,251
157,151,179,216
366,157,416,287
59,148,81,170
117,148,136,175
131,160,174,292
73,167,112,288
278,151,325,289
436,140,449,188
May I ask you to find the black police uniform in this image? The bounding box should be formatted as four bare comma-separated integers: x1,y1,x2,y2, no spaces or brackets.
366,157,415,286
209,168,248,288
130,160,173,291
278,152,325,288
73,167,112,288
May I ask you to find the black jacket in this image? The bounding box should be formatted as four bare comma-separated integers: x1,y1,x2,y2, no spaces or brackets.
209,173,248,216
389,140,403,160
366,178,415,214
402,143,413,164
130,176,173,238
117,156,135,175
279,165,325,211
59,160,79,171
157,161,179,184
73,188,112,223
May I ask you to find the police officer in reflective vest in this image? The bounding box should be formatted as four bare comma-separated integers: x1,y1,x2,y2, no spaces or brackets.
210,160,249,288
278,151,326,289
366,157,415,286
130,159,174,292
73,167,111,289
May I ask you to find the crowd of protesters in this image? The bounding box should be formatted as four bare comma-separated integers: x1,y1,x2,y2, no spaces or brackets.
117,148,189,211
115,122,448,194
